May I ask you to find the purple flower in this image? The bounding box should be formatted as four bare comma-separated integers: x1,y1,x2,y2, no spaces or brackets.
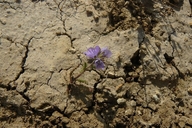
84,46,101,59
84,46,112,70
94,59,105,70
101,48,112,58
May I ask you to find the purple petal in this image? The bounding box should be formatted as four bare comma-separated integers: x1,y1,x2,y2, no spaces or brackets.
94,59,105,70
101,48,112,58
84,46,101,59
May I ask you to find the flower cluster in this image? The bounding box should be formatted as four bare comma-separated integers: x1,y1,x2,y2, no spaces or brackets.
84,46,112,70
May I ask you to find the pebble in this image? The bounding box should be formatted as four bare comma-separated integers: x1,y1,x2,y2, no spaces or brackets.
130,100,136,107
187,87,192,95
187,118,192,125
117,98,126,105
189,22,192,27
152,94,160,103
0,18,6,25
68,48,76,54
148,103,157,111
107,71,115,78
178,121,185,128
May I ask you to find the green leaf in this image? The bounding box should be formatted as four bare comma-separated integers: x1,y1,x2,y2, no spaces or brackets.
83,62,87,71
77,79,88,84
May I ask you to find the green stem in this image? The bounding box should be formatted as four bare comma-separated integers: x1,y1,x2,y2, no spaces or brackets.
73,61,94,82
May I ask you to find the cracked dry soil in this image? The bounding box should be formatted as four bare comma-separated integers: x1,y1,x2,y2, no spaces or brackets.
0,0,192,127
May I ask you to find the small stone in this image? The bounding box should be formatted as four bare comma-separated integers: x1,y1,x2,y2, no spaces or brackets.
97,97,104,103
0,18,6,25
152,94,160,103
189,22,192,27
137,110,142,115
117,98,126,105
148,103,157,111
187,119,192,125
130,100,136,107
178,121,185,128
107,71,115,78
62,117,69,124
68,48,76,54
187,87,192,95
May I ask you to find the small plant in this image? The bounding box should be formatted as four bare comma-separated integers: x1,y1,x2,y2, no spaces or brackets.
67,46,112,94
84,46,112,70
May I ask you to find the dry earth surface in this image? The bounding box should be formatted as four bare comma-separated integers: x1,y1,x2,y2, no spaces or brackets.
0,0,192,127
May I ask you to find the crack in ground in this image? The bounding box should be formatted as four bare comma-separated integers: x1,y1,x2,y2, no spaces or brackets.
53,0,76,47
46,71,67,94
0,1,23,11
13,37,33,82
85,80,102,114
53,0,105,49
47,72,53,86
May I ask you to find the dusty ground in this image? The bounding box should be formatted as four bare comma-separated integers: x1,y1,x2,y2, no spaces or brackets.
0,0,192,127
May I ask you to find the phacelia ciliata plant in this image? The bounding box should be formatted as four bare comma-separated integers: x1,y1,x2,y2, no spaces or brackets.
67,46,112,94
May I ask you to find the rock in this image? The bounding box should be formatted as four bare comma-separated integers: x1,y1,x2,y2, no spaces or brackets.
152,94,161,103
179,116,188,125
0,18,6,25
117,98,126,105
148,102,157,111
187,118,192,125
62,117,69,124
187,87,192,95
130,100,136,107
178,121,185,128
68,48,76,54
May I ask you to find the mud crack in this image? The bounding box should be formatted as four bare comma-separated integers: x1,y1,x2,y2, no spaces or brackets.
164,53,185,79
53,0,77,48
13,37,33,82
